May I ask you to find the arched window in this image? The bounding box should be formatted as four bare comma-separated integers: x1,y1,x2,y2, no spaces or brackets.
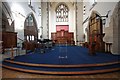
56,4,69,22
26,14,34,26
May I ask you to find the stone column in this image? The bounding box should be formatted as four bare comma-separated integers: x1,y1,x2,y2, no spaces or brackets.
76,2,83,45
112,2,120,55
41,2,49,39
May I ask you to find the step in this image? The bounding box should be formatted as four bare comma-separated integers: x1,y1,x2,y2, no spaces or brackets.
2,61,120,75
4,59,120,68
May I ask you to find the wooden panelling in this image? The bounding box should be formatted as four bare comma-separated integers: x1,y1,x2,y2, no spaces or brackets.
89,11,105,55
51,30,74,45
23,41,36,51
1,32,17,48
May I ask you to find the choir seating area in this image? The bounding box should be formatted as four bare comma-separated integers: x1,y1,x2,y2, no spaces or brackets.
51,30,75,45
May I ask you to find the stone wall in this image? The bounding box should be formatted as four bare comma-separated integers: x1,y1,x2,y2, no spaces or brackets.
112,1,120,55
118,2,120,54
104,1,120,55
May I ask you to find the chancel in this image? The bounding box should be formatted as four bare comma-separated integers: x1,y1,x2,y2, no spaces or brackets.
0,0,120,79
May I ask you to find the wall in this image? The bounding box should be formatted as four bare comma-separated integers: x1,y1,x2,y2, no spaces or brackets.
83,1,119,55
5,1,41,43
104,2,120,55
119,2,120,55
83,1,117,42
2,2,14,32
49,2,76,44
112,2,120,55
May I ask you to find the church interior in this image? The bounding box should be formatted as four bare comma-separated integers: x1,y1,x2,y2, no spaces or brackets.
0,0,120,79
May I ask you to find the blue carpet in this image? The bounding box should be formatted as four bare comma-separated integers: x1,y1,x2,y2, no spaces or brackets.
4,46,120,65
2,45,120,74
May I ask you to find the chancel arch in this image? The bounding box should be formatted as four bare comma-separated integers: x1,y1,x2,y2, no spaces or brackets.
24,13,38,42
23,13,38,51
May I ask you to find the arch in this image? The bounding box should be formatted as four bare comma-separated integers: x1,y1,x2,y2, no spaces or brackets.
55,3,69,22
24,12,37,30
55,2,69,12
89,10,101,18
24,12,38,42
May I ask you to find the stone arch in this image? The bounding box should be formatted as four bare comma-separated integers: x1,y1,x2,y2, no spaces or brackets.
55,3,69,22
55,2,69,12
24,12,38,42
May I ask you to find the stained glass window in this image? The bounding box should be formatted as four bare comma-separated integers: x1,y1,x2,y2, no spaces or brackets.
56,4,69,22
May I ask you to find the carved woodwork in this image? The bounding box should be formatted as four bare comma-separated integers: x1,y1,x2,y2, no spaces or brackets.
23,41,36,51
2,32,17,48
89,11,105,54
51,30,74,45
0,32,17,53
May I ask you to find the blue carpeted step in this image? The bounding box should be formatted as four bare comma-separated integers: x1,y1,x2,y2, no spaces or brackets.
2,61,120,72
4,49,120,65
2,46,120,74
